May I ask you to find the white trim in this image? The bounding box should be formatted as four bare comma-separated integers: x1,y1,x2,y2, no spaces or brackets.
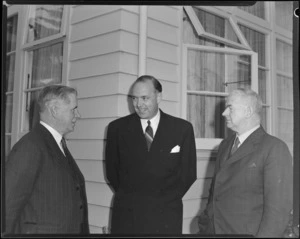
138,6,147,76
184,6,252,50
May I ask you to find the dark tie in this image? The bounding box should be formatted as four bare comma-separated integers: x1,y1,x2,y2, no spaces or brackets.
145,120,153,151
230,137,240,156
61,137,73,165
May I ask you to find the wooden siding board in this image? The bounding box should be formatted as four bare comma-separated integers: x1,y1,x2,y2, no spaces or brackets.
159,101,178,117
148,18,179,45
120,31,139,54
147,38,178,65
88,204,111,228
69,74,120,98
159,80,178,102
121,5,139,13
71,5,121,24
69,32,121,61
68,53,121,80
148,6,180,27
68,139,105,160
70,11,122,42
147,59,178,82
119,53,138,75
78,96,119,118
68,118,116,140
120,10,139,34
86,182,113,207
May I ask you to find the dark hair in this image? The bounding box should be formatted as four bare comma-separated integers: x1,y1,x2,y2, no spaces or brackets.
133,75,162,93
38,85,77,112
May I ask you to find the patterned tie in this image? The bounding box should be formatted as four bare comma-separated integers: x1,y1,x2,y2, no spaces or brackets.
230,137,240,156
145,120,153,151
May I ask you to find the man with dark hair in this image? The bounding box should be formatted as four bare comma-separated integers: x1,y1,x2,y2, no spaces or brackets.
198,88,293,237
105,75,197,234
5,85,90,234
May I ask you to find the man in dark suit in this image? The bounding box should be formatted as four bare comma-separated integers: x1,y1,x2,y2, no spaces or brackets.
198,88,293,237
5,85,89,234
105,75,197,234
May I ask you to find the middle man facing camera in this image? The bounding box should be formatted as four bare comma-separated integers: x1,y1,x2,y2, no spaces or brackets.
105,75,197,234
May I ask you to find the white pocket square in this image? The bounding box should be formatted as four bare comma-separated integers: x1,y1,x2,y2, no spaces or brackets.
170,145,180,153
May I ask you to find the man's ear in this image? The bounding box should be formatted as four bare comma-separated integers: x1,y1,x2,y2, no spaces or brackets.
245,105,254,118
47,100,58,118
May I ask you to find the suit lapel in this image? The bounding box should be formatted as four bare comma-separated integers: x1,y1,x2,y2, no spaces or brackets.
121,113,149,153
223,126,265,166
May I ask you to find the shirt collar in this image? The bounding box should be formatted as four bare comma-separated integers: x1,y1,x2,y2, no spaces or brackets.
237,125,260,145
40,121,63,145
140,110,161,136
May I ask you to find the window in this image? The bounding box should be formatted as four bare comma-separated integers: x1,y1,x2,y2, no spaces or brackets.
275,1,293,31
238,1,265,19
22,5,66,132
183,7,258,148
5,14,18,157
276,39,293,151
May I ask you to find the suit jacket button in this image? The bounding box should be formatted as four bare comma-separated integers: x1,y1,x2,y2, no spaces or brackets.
80,204,83,209
76,185,80,191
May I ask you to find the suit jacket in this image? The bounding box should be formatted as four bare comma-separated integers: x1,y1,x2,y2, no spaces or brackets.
199,126,293,237
5,123,89,234
105,110,197,234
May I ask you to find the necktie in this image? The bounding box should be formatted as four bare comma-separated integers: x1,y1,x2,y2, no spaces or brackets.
145,120,153,151
230,137,240,156
61,137,73,165
61,137,68,156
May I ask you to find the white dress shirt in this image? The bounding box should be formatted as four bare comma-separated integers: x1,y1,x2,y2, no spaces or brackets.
40,121,65,156
236,125,260,148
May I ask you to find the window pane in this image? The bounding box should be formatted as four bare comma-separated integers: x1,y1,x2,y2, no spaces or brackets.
187,50,225,92
187,94,227,138
5,95,13,133
6,54,15,92
27,5,63,43
7,15,18,52
187,49,251,92
258,69,267,103
277,75,293,109
238,1,265,19
30,42,63,88
276,40,292,73
278,109,293,143
275,2,293,31
192,7,240,44
238,24,266,67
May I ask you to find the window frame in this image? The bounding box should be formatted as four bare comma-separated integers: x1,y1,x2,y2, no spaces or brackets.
184,6,252,50
181,44,258,150
19,5,69,136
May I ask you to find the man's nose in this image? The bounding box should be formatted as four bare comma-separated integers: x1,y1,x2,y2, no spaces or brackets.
222,108,228,116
